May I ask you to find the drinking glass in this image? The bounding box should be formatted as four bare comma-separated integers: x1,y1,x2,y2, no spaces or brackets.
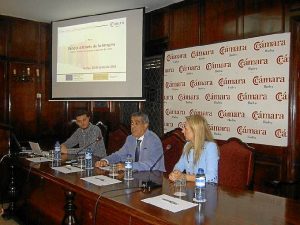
173,176,187,197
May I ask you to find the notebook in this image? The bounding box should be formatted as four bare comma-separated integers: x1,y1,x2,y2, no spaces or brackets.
28,141,49,156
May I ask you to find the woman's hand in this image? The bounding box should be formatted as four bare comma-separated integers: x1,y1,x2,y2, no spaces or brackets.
95,159,108,167
168,170,182,182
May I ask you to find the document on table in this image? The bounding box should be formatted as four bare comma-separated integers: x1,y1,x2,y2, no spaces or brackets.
51,165,84,173
98,166,110,171
81,175,122,186
26,157,52,163
142,194,198,213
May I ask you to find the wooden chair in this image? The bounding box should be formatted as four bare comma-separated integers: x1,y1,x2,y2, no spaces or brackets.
106,124,130,155
218,137,254,190
161,128,185,174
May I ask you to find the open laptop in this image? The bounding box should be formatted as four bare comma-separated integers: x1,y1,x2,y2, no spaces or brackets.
28,141,49,156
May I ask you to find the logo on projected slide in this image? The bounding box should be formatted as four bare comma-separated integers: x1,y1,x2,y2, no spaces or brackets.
219,45,247,55
110,21,125,27
218,78,246,87
252,111,284,120
275,92,288,102
165,68,175,73
252,76,285,85
165,108,186,116
205,62,231,71
205,93,230,102
190,79,213,88
253,39,286,51
178,94,200,101
191,49,214,59
237,126,267,136
218,110,245,119
165,81,186,89
166,53,187,62
189,109,213,117
179,65,201,73
238,58,268,68
237,93,267,101
274,129,287,138
276,54,289,64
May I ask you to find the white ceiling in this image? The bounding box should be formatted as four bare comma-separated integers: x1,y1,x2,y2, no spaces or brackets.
0,0,183,23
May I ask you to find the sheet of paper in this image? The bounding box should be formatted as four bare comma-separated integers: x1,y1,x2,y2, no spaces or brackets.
98,166,110,171
142,194,198,213
81,175,122,186
26,157,52,163
51,165,84,173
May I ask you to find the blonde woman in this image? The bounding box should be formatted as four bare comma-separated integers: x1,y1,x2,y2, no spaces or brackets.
169,115,219,183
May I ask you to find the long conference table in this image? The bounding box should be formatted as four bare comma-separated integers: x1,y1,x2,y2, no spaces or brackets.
13,154,300,225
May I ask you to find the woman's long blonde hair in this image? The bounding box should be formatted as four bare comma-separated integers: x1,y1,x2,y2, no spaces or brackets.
183,114,215,165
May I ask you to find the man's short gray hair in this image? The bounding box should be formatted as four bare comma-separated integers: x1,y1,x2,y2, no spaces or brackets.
131,112,149,124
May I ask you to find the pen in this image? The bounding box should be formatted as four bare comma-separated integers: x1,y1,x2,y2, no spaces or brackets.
65,166,72,170
162,198,178,205
95,177,105,181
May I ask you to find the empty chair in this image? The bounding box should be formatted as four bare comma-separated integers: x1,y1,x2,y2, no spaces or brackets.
218,138,254,189
161,128,185,174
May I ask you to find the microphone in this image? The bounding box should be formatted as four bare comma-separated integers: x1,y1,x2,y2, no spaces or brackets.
150,144,172,172
75,135,102,156
142,144,173,191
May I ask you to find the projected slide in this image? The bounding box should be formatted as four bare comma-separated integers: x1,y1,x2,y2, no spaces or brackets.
57,18,126,82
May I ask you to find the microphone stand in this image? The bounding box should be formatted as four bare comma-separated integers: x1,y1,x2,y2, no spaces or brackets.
75,136,102,157
1,131,21,220
142,144,172,191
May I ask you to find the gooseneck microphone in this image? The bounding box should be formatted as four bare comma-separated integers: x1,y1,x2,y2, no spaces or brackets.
75,135,102,156
150,144,172,172
142,144,173,191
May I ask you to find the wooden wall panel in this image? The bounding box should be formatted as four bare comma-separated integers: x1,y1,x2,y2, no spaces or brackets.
9,19,40,61
169,2,200,50
39,23,50,63
289,16,300,180
9,62,39,139
147,9,170,41
39,64,65,145
201,0,242,44
0,18,8,57
243,0,284,37
0,61,7,122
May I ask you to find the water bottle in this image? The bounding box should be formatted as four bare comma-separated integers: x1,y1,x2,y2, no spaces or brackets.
194,168,206,202
85,148,93,170
54,141,61,161
124,154,133,180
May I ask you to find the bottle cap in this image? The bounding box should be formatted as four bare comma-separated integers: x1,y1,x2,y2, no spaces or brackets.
198,168,204,174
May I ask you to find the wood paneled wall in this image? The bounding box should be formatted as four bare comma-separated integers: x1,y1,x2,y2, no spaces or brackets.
0,0,299,193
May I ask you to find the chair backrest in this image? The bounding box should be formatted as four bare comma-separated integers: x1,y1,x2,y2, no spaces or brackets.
218,138,254,190
161,128,185,174
106,124,130,155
